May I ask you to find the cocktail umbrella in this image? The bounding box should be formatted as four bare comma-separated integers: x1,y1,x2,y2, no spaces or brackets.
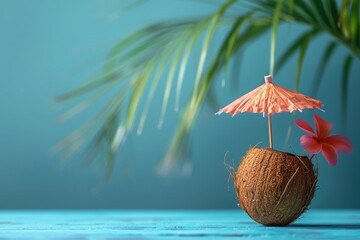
216,75,322,149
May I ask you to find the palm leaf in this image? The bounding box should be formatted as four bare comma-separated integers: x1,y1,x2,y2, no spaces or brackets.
341,55,354,123
269,0,283,76
160,22,272,172
309,0,332,30
350,0,359,44
174,19,213,112
312,41,338,96
225,15,250,70
158,32,189,128
57,0,360,177
295,33,310,92
137,58,169,135
191,0,236,111
275,29,319,74
324,0,341,33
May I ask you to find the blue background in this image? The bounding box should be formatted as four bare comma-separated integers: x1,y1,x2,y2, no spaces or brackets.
0,0,359,209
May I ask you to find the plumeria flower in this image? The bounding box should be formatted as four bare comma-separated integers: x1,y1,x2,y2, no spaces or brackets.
295,114,352,166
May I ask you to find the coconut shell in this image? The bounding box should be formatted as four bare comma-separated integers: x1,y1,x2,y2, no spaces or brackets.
234,147,317,226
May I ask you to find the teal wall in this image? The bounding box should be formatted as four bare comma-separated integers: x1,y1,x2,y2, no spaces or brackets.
1,0,359,209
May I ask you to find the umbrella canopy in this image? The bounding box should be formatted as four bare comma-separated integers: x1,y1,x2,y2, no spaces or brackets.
217,75,323,148
217,75,322,115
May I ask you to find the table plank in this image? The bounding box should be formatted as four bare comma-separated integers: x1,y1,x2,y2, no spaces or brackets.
0,210,359,239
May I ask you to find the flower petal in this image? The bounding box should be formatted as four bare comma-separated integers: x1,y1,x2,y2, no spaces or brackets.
296,118,316,137
300,135,322,154
323,135,352,154
321,143,338,166
314,114,333,139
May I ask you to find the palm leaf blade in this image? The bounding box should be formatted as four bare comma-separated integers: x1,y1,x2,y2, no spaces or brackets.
341,55,353,123
312,41,338,96
295,35,309,92
56,0,360,177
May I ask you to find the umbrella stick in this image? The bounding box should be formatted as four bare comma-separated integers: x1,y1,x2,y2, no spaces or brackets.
268,114,273,149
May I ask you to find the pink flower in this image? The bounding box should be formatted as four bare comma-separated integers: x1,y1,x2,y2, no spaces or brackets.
295,114,352,166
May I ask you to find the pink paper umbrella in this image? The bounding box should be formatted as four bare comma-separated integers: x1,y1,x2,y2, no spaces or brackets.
216,75,323,148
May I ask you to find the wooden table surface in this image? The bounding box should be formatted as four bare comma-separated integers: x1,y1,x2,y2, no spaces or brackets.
0,210,359,239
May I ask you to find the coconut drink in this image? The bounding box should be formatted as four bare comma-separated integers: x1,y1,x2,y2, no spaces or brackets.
235,148,316,226
217,75,352,226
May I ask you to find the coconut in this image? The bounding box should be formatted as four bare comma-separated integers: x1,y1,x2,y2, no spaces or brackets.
234,147,317,226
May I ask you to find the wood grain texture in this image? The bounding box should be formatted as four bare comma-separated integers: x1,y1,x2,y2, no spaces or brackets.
0,210,359,239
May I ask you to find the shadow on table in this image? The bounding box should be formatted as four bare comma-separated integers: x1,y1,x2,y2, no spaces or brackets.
290,223,360,230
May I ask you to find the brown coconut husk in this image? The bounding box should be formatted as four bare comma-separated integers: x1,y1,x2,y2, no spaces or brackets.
233,147,317,226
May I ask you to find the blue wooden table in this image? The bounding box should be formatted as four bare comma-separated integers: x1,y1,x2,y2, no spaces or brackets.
0,210,359,239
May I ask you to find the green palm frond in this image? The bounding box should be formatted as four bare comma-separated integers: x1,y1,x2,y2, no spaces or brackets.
57,0,360,177
311,41,338,96
341,54,354,123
